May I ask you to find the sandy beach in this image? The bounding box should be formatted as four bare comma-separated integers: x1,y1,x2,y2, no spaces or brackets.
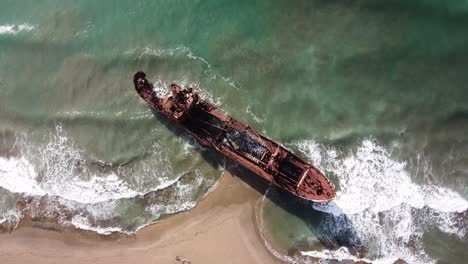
0,173,284,264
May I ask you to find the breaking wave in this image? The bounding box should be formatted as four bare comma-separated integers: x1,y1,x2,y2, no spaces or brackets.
260,139,468,264
0,125,145,203
0,24,34,35
296,140,468,215
0,124,217,234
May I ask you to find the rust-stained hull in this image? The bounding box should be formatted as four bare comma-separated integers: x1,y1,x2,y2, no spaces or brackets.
133,71,336,202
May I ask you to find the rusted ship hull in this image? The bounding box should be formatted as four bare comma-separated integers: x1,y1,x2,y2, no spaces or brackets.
133,71,335,202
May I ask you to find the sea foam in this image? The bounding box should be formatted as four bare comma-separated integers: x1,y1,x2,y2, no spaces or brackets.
295,139,468,215
261,139,467,264
0,24,34,35
0,127,142,204
0,124,210,233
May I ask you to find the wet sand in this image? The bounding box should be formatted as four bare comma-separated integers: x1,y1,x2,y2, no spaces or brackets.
0,173,284,264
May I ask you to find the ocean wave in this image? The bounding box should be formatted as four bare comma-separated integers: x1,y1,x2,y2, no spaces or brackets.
295,139,468,215
125,46,191,60
70,215,128,235
67,172,208,235
125,45,241,90
260,138,468,263
0,24,34,35
0,128,185,204
0,157,45,196
0,124,219,234
301,247,397,264
0,125,143,203
66,169,212,234
0,153,208,234
145,170,209,218
246,104,265,124
125,44,268,124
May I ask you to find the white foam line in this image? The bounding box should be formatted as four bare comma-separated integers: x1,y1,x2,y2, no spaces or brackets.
201,172,224,199
246,104,265,123
55,110,153,121
70,215,129,235
301,248,407,264
0,24,34,35
125,45,242,90
0,155,187,204
256,188,299,264
145,171,206,218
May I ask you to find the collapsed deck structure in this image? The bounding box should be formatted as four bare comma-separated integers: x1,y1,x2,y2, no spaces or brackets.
133,71,335,202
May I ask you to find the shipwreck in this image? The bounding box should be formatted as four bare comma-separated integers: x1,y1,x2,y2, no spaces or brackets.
133,71,335,202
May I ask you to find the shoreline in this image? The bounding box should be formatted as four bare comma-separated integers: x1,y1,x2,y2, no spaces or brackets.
0,173,284,264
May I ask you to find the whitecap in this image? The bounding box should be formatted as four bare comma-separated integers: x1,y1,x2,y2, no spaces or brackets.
0,157,45,196
295,139,468,214
0,156,143,203
0,125,182,204
261,139,468,263
0,24,34,35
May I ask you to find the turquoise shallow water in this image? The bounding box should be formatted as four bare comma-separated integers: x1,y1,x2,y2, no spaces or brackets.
1,0,467,263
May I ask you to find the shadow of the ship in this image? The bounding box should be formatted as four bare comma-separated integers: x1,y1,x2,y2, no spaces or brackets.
151,109,364,255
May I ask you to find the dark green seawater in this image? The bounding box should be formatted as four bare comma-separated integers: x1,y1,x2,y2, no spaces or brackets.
0,1,467,263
